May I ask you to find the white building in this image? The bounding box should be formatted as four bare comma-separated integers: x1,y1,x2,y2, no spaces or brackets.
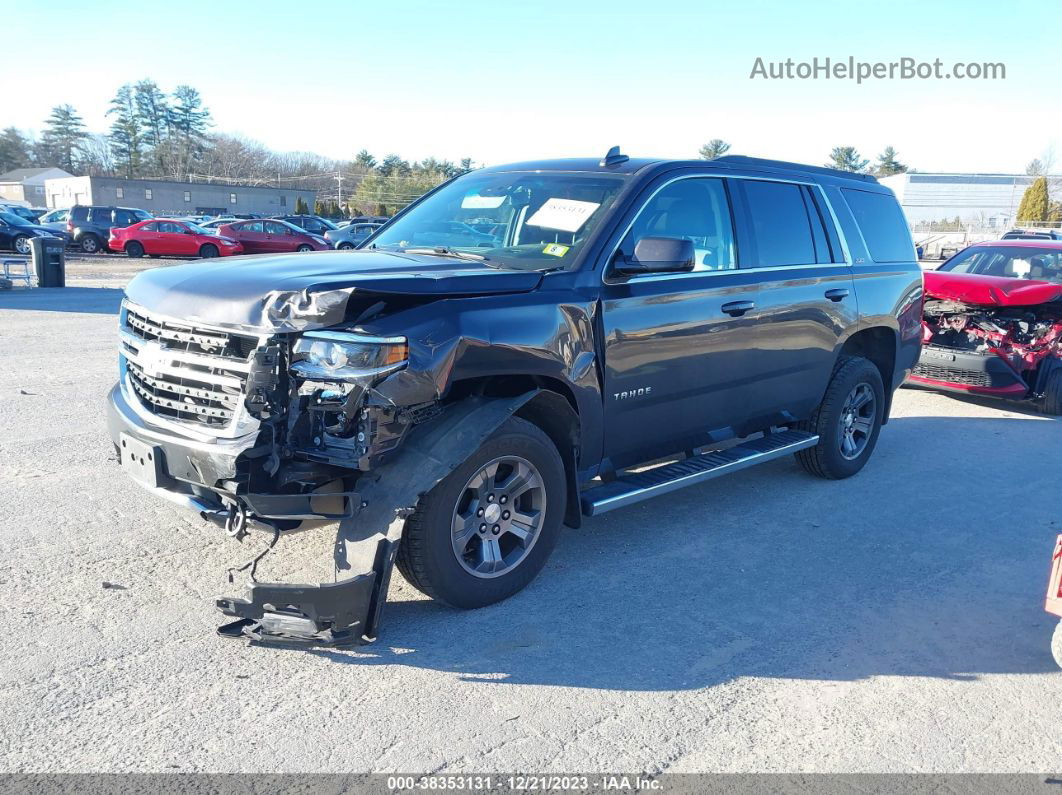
0,167,74,207
879,172,1059,229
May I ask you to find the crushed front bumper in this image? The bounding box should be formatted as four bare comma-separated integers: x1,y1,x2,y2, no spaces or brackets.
908,346,1029,398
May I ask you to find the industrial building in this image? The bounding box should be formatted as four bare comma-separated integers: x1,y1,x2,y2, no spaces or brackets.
879,172,1060,229
0,167,74,206
42,175,316,217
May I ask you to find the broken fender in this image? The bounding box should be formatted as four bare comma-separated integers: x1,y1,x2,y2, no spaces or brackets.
215,391,542,647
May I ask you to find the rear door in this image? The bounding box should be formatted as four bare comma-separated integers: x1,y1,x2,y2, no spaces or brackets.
264,221,295,252
136,222,161,254
599,175,763,467
232,221,267,253
730,178,856,425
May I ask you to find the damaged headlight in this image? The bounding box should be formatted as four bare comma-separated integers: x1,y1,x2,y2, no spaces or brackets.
290,331,407,382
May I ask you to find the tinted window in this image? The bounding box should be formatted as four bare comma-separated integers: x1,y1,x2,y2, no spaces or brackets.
89,208,113,224
741,180,816,267
70,207,89,222
241,221,264,233
841,188,913,263
113,210,137,226
158,222,186,234
620,178,737,272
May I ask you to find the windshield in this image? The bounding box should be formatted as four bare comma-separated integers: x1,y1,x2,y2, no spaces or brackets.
369,171,627,270
0,211,31,226
940,245,1062,284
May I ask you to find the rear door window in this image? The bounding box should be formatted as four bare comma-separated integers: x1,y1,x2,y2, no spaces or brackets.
841,188,913,263
89,208,114,225
739,180,816,267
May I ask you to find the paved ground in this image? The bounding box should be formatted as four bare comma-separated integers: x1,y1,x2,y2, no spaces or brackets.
0,263,1060,773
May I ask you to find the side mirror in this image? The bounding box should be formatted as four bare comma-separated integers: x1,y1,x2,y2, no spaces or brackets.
613,236,696,276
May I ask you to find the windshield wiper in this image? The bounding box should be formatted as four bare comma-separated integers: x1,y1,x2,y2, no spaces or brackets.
402,247,489,262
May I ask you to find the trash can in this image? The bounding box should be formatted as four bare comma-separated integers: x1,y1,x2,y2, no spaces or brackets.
30,236,65,288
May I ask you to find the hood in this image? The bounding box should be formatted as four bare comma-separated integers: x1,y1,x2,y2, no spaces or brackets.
124,248,543,333
923,270,1062,307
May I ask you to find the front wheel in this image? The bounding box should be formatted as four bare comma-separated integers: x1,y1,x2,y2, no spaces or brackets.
795,355,885,479
296,244,313,252
12,234,30,255
1039,368,1062,415
199,244,219,258
337,242,354,250
396,416,566,609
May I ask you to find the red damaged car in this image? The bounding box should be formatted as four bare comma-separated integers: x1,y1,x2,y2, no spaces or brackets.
909,240,1062,413
110,219,243,259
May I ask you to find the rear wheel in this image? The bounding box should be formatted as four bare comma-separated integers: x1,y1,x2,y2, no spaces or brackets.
199,243,219,258
296,244,313,252
79,234,101,254
1040,368,1062,415
396,416,566,609
795,355,885,479
125,241,144,258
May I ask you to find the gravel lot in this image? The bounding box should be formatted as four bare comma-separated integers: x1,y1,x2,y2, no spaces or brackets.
0,258,1060,773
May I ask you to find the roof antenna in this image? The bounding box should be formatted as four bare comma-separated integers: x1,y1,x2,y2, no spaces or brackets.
600,146,630,167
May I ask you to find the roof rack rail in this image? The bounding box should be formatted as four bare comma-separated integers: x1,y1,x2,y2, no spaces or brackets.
712,155,878,183
600,146,630,168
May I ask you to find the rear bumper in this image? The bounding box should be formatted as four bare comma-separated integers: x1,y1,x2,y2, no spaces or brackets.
908,346,1029,398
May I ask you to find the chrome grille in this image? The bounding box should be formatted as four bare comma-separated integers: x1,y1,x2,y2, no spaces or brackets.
120,304,260,431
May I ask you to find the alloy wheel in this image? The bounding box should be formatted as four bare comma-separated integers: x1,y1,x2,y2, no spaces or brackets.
450,455,546,579
837,382,876,460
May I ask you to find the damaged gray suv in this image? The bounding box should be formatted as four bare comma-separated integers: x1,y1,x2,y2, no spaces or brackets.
108,149,923,646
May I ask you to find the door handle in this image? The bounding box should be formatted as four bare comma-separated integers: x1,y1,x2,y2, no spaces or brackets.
825,288,850,302
721,300,756,317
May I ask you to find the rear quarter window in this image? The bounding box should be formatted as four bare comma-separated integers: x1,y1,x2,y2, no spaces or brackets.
841,188,914,263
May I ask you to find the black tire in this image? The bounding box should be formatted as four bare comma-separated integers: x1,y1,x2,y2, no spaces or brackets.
337,242,354,250
199,243,219,259
1040,369,1062,415
795,355,885,480
125,241,144,258
296,244,313,252
79,234,101,254
396,416,566,609
149,254,161,258
12,234,30,255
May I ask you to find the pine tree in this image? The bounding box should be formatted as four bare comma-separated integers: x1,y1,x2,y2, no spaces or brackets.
354,150,376,170
377,154,410,177
699,139,730,160
295,196,309,214
135,80,171,170
875,146,907,176
0,127,33,173
39,105,88,171
826,146,869,173
107,85,144,177
1016,176,1050,223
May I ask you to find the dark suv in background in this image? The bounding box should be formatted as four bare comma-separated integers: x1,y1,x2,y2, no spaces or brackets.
67,205,152,253
274,214,338,236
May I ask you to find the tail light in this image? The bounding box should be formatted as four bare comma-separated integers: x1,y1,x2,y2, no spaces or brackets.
66,220,74,233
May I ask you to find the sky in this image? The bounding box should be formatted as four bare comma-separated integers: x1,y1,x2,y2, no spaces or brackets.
6,0,1059,174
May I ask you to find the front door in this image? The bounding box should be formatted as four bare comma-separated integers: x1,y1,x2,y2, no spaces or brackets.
599,176,762,468
264,221,294,252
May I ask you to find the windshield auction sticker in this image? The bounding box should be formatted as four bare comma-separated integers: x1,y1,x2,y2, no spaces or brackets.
526,198,600,233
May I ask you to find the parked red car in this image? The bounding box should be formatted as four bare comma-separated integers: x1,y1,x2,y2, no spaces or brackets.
909,240,1062,413
217,219,329,254
110,219,243,259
